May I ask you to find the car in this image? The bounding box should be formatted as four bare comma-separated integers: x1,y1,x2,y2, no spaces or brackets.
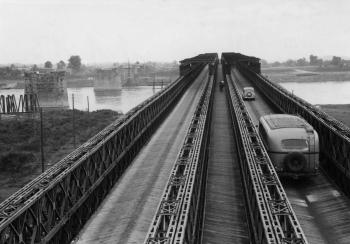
242,87,255,100
258,114,319,178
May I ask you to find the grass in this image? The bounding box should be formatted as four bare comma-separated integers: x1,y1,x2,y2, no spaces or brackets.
0,109,121,202
319,104,350,127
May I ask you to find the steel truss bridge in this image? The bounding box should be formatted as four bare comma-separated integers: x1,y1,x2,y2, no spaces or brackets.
1,52,350,244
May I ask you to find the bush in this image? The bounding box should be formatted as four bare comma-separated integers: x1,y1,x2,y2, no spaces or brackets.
0,152,36,172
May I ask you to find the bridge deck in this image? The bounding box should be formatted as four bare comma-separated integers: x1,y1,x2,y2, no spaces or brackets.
201,65,250,243
74,67,208,244
233,68,350,244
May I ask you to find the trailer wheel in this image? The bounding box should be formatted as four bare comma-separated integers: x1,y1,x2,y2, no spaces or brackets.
284,152,306,172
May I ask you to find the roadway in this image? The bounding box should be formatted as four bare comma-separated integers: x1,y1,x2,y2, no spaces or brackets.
201,65,250,243
232,68,350,244
74,67,209,244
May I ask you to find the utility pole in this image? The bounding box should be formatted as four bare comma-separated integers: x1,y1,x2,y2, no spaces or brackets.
72,94,76,148
40,108,45,173
87,96,90,113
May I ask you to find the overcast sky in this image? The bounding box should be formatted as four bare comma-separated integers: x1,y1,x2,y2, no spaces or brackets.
0,0,349,64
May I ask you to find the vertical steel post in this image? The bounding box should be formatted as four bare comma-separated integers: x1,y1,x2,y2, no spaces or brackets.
40,108,45,173
87,96,90,113
72,94,76,148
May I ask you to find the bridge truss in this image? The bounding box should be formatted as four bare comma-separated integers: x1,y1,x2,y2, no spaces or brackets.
224,63,307,244
237,62,350,197
0,58,210,243
0,94,40,114
145,61,216,244
3,52,350,244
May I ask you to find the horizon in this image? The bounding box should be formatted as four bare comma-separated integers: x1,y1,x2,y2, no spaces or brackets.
1,0,350,64
1,54,347,67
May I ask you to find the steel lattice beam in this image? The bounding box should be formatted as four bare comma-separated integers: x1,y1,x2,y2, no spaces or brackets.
0,55,216,243
145,60,216,244
236,62,350,197
222,57,308,244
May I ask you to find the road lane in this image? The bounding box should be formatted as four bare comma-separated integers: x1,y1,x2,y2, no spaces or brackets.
75,67,209,244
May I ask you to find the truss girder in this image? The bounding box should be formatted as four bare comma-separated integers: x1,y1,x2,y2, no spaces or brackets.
0,62,210,244
237,64,350,196
224,69,308,244
145,63,215,244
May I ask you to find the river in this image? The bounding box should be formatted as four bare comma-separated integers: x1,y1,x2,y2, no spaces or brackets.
279,81,350,104
0,86,163,113
1,81,349,113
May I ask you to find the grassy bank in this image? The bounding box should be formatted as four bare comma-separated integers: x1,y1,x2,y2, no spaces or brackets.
0,109,121,202
262,66,350,83
319,104,350,127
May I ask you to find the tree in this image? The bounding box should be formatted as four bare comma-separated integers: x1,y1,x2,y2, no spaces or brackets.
260,59,268,66
309,55,318,65
31,64,38,71
271,61,281,67
285,59,296,66
57,60,66,70
296,58,307,66
44,61,53,68
68,55,82,71
331,56,342,66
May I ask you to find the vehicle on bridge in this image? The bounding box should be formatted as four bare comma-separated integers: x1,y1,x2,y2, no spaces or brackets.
258,114,319,178
242,87,255,100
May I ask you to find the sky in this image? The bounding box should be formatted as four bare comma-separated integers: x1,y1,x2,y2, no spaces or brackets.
0,0,350,64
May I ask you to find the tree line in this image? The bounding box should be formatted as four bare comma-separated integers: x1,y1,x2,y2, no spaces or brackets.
262,54,350,67
0,56,82,80
43,55,81,71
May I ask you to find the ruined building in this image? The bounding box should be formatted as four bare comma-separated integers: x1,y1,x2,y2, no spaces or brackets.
94,68,122,90
24,71,68,108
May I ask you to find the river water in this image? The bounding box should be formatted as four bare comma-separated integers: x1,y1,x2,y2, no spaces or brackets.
279,81,350,104
1,81,350,113
0,86,163,113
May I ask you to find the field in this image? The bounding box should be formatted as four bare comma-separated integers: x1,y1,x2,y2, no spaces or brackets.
0,109,120,202
319,104,350,127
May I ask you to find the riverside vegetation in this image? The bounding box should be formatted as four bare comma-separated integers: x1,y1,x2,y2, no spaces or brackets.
0,109,121,202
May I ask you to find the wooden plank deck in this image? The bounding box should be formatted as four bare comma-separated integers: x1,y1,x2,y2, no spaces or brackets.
201,65,250,244
74,67,209,244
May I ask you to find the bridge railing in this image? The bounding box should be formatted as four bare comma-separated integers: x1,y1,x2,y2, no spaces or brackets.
0,63,207,244
145,62,215,244
237,63,350,196
225,67,308,244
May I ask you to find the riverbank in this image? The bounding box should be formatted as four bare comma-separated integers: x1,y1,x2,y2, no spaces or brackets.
262,66,350,83
0,109,121,202
319,104,350,127
0,75,177,89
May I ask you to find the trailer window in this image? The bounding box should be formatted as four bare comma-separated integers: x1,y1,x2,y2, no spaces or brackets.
281,139,308,150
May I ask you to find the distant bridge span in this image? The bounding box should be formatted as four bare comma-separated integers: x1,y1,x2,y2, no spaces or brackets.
1,53,350,244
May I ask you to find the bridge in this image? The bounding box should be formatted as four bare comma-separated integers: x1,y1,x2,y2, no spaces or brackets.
1,52,350,244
